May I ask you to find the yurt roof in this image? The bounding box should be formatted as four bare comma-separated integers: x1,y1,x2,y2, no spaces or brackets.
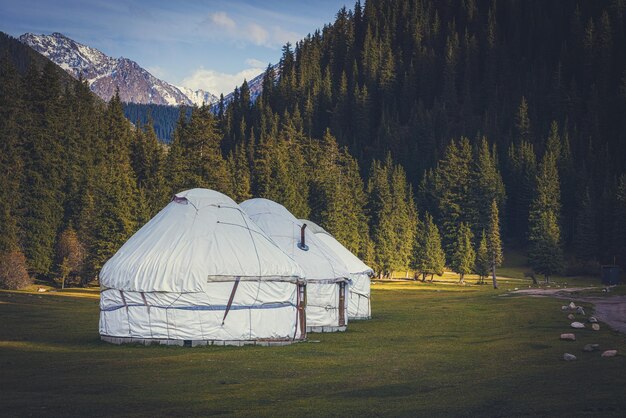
99,189,304,293
299,219,373,276
240,198,350,283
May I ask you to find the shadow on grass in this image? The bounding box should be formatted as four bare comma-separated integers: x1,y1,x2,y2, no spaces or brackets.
339,382,451,398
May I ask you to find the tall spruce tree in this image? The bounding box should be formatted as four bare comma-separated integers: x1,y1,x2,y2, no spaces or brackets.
227,141,252,202
20,63,66,276
367,158,394,276
419,212,446,282
167,105,232,195
451,222,475,284
528,152,563,283
487,199,503,288
434,137,473,258
528,211,564,282
131,120,167,217
89,92,139,277
472,137,505,235
475,230,490,284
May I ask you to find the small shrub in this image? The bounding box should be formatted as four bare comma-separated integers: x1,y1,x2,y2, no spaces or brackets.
56,227,86,287
0,249,32,290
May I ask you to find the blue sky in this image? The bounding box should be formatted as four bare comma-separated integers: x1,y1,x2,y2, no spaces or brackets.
0,0,349,95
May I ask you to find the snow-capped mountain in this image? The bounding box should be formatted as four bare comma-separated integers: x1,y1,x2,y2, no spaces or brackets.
176,86,218,107
19,32,217,106
217,63,279,109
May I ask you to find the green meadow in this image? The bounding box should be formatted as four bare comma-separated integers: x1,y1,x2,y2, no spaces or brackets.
1,274,625,417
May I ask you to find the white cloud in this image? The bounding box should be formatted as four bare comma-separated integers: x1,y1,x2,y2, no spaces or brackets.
198,11,300,49
181,66,265,96
245,58,267,68
246,22,269,46
208,11,236,30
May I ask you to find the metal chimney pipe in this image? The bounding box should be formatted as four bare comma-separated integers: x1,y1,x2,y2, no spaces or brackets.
298,224,309,250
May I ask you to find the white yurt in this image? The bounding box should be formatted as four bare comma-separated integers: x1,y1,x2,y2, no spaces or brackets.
99,189,306,346
240,198,351,333
301,220,373,320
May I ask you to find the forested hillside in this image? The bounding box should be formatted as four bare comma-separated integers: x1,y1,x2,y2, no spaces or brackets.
123,103,191,143
1,0,626,289
218,0,626,272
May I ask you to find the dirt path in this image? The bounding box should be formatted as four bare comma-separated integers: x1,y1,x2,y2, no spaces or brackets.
508,288,626,334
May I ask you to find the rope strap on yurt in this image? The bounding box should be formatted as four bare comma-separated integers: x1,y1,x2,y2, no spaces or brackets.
221,277,241,326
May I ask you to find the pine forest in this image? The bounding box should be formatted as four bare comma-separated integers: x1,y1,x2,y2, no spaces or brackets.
2,0,626,289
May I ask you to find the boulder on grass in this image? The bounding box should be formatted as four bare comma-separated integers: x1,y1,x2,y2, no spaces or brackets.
561,305,569,311
568,301,577,309
560,333,576,341
567,313,575,320
601,350,617,357
583,344,600,352
592,323,600,331
571,322,585,329
576,306,585,315
563,353,577,361
588,316,598,323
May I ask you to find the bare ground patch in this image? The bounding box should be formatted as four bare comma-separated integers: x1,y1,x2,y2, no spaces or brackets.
508,287,626,334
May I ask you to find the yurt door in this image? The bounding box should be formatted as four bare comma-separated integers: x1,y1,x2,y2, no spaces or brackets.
338,282,346,326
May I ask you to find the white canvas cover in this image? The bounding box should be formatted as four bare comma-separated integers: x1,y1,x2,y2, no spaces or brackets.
99,189,306,344
301,220,373,320
240,198,351,331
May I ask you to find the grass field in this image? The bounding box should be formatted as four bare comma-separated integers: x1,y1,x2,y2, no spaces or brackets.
1,273,625,417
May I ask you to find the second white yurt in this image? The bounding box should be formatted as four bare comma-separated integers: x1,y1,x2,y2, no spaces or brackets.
99,189,306,346
240,198,351,332
301,220,373,320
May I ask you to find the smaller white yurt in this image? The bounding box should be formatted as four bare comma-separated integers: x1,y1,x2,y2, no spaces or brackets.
301,220,373,320
99,189,306,346
241,198,351,332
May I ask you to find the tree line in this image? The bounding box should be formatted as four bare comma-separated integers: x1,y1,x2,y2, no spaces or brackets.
214,0,626,274
3,0,626,288
0,53,512,289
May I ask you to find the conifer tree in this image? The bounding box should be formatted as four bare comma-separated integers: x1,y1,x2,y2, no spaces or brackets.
475,230,490,284
131,120,167,216
411,213,426,280
0,57,24,257
451,222,475,284
487,199,503,288
528,152,563,283
20,62,66,275
169,105,232,195
390,161,418,275
89,92,138,277
434,137,473,257
367,158,394,276
420,212,446,282
337,148,371,259
227,141,252,202
528,211,564,283
472,137,505,235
